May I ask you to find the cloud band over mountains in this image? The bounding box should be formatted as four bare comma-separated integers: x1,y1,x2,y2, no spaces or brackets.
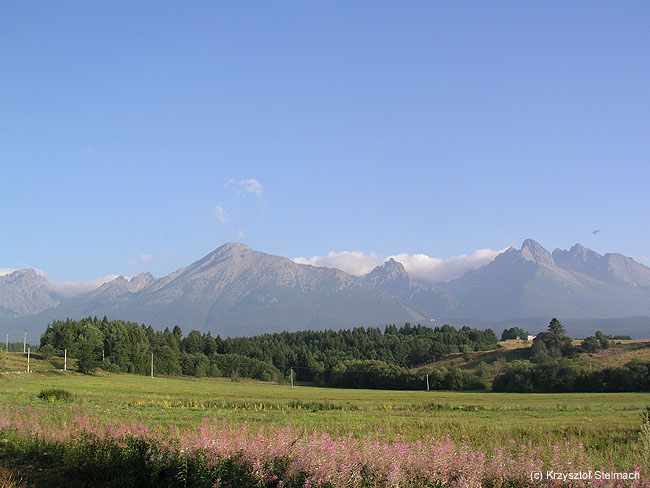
293,248,506,283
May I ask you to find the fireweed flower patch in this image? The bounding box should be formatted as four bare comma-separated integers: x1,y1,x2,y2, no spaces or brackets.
0,407,647,487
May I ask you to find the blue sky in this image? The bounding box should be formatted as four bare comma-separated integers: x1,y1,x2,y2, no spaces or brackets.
1,1,649,287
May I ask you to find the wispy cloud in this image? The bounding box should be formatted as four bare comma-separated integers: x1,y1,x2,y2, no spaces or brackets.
238,178,264,198
207,178,265,237
129,253,154,265
293,248,506,283
48,275,119,298
213,205,228,225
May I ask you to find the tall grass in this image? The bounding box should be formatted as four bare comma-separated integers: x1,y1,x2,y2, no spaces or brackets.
1,407,647,487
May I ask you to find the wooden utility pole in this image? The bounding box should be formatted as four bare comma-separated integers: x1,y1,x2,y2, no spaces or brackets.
150,352,154,378
27,347,30,373
290,368,294,389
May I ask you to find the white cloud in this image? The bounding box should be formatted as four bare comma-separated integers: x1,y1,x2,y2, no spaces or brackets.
48,275,119,298
238,178,264,198
292,248,506,283
387,248,505,283
213,205,228,225
0,268,17,276
293,251,384,276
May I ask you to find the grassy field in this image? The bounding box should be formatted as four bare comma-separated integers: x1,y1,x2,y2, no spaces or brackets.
1,351,75,374
1,348,650,486
1,366,649,471
415,339,650,376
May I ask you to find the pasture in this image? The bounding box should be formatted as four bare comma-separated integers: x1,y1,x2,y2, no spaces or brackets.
1,349,650,486
1,369,648,468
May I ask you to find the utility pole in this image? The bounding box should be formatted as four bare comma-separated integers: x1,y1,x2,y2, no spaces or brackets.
5,334,7,352
150,352,154,378
27,347,30,373
290,368,294,389
64,349,67,372
426,374,430,391
23,330,27,353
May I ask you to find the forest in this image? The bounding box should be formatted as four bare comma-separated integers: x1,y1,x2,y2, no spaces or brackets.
39,317,497,390
37,316,650,392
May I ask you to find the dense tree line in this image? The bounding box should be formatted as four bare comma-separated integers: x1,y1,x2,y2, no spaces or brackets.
218,322,497,383
39,317,497,389
325,360,488,390
40,317,282,381
492,358,650,392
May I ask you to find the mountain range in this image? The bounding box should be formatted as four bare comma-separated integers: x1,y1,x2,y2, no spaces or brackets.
1,240,649,338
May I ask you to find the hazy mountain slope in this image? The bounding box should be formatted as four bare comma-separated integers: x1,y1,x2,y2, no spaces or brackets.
553,244,650,287
437,239,650,320
0,269,62,318
1,244,426,337
125,243,426,336
2,240,649,339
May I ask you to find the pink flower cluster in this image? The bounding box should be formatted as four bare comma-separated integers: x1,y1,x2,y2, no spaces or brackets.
0,407,647,487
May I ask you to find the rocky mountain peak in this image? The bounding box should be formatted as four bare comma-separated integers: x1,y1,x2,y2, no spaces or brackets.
0,268,60,318
128,272,156,292
519,239,555,267
553,243,600,268
215,242,252,255
365,258,409,284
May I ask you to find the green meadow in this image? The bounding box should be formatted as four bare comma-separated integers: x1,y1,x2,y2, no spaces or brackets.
1,366,649,471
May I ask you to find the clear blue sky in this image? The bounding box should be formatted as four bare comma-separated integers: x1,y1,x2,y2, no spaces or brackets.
2,1,649,282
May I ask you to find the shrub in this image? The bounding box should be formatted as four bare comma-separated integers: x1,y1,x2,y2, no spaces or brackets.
37,388,72,402
581,336,601,354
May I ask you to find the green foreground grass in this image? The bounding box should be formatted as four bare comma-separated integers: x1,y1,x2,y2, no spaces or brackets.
1,369,649,472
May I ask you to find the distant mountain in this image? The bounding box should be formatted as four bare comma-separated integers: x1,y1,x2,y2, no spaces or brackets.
433,239,650,321
1,244,425,337
0,269,62,318
82,272,156,299
2,240,649,339
553,243,650,287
